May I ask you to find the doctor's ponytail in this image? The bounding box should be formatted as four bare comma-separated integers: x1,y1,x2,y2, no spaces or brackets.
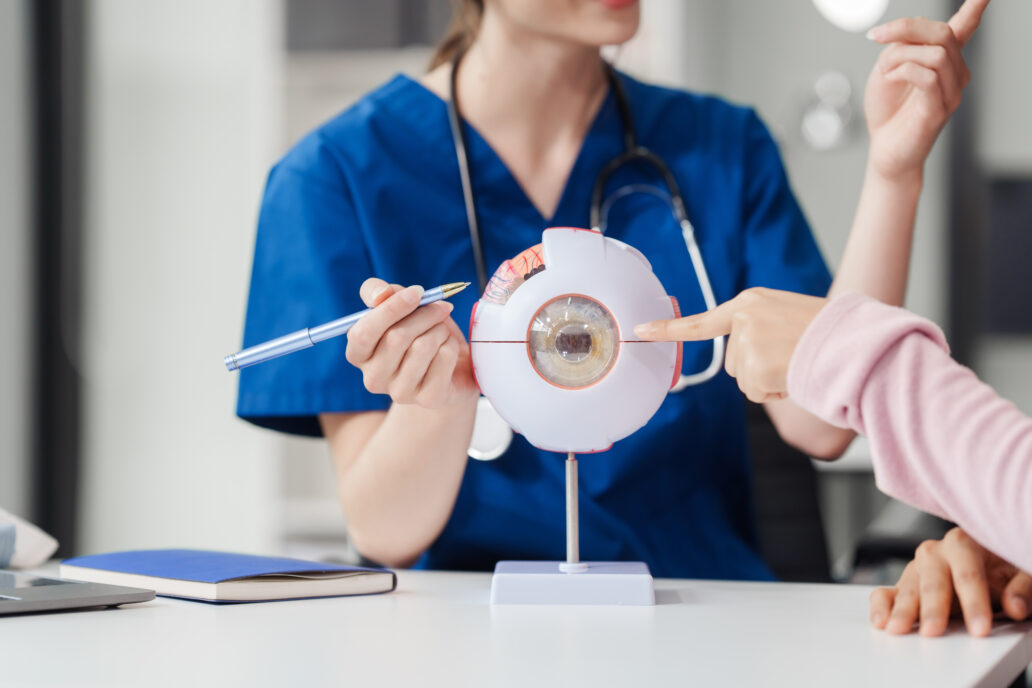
429,0,483,70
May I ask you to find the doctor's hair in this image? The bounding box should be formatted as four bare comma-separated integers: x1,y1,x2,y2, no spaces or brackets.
429,0,484,70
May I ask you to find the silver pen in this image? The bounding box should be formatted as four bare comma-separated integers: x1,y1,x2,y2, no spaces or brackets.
224,282,471,371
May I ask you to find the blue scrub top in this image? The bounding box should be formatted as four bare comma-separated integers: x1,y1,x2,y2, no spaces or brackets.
237,72,831,581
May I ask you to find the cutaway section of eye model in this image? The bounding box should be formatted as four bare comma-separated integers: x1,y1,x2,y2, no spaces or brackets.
482,244,546,305
528,295,619,389
468,227,682,454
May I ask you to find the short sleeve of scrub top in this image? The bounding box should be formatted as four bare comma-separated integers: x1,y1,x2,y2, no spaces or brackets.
236,73,832,581
236,134,390,437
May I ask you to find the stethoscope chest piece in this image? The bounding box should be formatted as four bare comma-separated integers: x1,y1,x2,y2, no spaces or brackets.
468,396,513,461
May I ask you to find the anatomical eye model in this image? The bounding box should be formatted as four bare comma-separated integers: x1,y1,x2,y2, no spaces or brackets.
470,227,682,454
471,227,684,604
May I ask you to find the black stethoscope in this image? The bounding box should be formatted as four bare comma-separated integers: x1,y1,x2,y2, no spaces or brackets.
447,49,723,458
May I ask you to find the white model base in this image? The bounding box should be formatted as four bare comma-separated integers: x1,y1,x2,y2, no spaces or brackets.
490,561,655,606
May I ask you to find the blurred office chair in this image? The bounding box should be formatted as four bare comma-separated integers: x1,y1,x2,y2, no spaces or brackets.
747,402,954,584
746,402,833,583
850,501,952,582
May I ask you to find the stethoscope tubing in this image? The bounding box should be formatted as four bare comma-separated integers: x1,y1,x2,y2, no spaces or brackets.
447,48,723,393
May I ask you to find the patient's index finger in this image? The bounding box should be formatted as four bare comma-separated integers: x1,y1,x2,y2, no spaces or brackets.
635,303,733,341
949,0,990,46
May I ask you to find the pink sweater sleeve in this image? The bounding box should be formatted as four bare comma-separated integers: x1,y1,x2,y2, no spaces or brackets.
787,292,1032,572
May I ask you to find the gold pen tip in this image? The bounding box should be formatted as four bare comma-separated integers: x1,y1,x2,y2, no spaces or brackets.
441,281,473,297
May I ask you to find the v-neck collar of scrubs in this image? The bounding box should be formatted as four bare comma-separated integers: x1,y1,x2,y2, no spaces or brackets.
381,73,621,228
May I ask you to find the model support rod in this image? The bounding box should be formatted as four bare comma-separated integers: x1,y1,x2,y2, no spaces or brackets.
566,452,579,564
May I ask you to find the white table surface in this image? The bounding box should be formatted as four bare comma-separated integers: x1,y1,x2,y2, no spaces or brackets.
3,569,1031,688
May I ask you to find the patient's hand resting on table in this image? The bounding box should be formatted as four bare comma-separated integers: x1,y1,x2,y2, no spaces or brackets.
871,527,1032,637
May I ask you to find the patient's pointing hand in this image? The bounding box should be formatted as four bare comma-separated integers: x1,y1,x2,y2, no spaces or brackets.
634,288,826,404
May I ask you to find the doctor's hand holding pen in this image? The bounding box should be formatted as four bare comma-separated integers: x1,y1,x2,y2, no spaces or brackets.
344,278,478,409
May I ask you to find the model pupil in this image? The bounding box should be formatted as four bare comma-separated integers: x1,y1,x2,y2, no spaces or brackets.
556,326,592,363
527,294,619,389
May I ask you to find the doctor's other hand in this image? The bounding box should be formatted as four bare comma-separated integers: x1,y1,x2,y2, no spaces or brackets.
870,527,1032,637
634,288,826,404
864,0,989,182
345,278,478,409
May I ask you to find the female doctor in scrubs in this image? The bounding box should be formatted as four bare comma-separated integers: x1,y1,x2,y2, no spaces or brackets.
237,0,976,577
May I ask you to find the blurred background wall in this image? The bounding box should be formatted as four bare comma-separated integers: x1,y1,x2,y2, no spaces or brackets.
2,0,1029,581
0,0,32,519
77,0,284,554
971,1,1032,417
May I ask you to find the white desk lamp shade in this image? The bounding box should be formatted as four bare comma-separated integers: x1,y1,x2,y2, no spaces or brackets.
812,0,889,32
470,227,680,454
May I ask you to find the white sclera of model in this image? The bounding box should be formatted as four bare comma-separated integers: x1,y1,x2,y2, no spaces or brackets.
470,227,682,605
471,227,681,453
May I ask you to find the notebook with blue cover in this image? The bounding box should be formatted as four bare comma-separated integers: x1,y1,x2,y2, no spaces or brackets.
59,549,396,603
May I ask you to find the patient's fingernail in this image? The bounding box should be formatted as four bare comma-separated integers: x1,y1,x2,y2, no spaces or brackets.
920,619,944,636
871,611,885,626
886,617,909,634
634,323,656,338
866,25,884,41
970,615,991,636
1012,596,1028,618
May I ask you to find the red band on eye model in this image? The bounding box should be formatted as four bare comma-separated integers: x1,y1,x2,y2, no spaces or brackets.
469,300,483,395
669,296,683,390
